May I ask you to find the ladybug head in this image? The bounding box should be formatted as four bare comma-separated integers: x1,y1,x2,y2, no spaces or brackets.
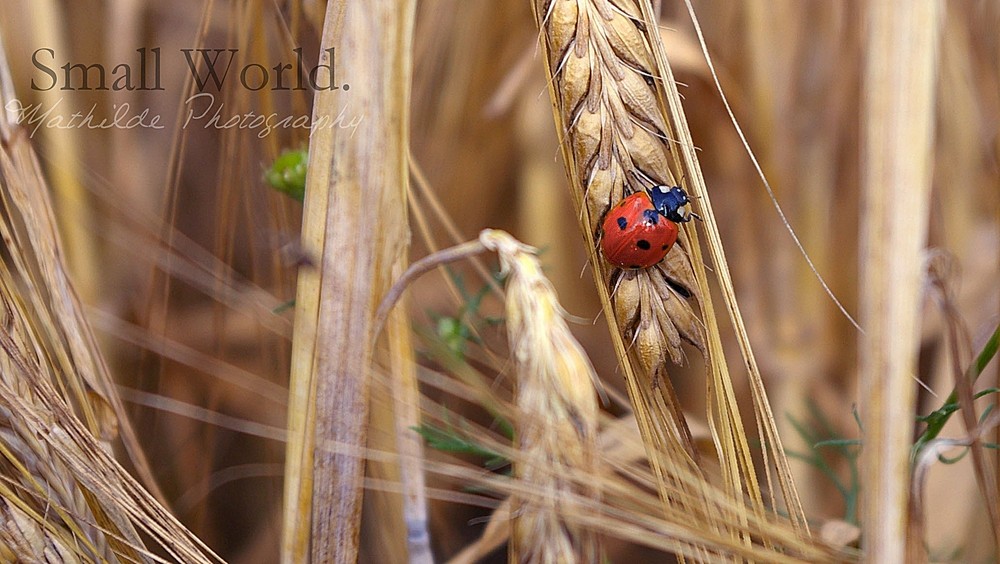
648,185,693,223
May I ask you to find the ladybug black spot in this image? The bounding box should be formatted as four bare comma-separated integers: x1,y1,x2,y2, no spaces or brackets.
616,217,628,230
661,244,668,250
636,239,651,250
642,209,660,225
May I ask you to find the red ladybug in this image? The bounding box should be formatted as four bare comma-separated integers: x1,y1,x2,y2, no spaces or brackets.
600,185,694,269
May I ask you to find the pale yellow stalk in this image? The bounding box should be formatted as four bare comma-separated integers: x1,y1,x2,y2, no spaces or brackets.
859,1,942,561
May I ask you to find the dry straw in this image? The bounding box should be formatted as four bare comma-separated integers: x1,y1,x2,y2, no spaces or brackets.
373,229,604,562
375,227,847,561
0,31,221,562
281,1,419,562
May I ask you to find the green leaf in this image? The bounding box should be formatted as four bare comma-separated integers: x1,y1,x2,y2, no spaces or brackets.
814,438,862,449
272,299,296,314
413,423,508,469
914,324,1000,456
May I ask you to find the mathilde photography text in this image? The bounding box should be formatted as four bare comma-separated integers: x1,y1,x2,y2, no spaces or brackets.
5,47,362,138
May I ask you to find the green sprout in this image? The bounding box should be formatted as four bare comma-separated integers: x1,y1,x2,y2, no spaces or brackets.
786,403,862,525
913,324,1000,456
426,266,505,360
784,322,1000,525
265,148,308,202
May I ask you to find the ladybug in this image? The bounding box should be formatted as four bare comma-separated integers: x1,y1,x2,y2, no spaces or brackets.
600,185,694,269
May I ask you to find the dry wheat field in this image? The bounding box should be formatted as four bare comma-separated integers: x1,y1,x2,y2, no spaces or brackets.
0,1,997,562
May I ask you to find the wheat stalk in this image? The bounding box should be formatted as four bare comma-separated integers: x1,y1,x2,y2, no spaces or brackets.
27,0,101,305
375,215,849,560
281,0,417,561
859,1,942,561
375,227,604,561
531,0,823,555
376,229,606,562
531,0,715,521
531,3,709,524
0,41,221,563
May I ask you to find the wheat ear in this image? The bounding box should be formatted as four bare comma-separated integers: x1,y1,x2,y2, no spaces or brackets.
376,230,602,562
531,0,707,497
481,230,601,563
531,0,818,551
537,0,704,366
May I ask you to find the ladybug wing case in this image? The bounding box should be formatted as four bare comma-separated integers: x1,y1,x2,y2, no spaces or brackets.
600,194,679,269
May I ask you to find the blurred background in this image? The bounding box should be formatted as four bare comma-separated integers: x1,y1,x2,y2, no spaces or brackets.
0,1,997,561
